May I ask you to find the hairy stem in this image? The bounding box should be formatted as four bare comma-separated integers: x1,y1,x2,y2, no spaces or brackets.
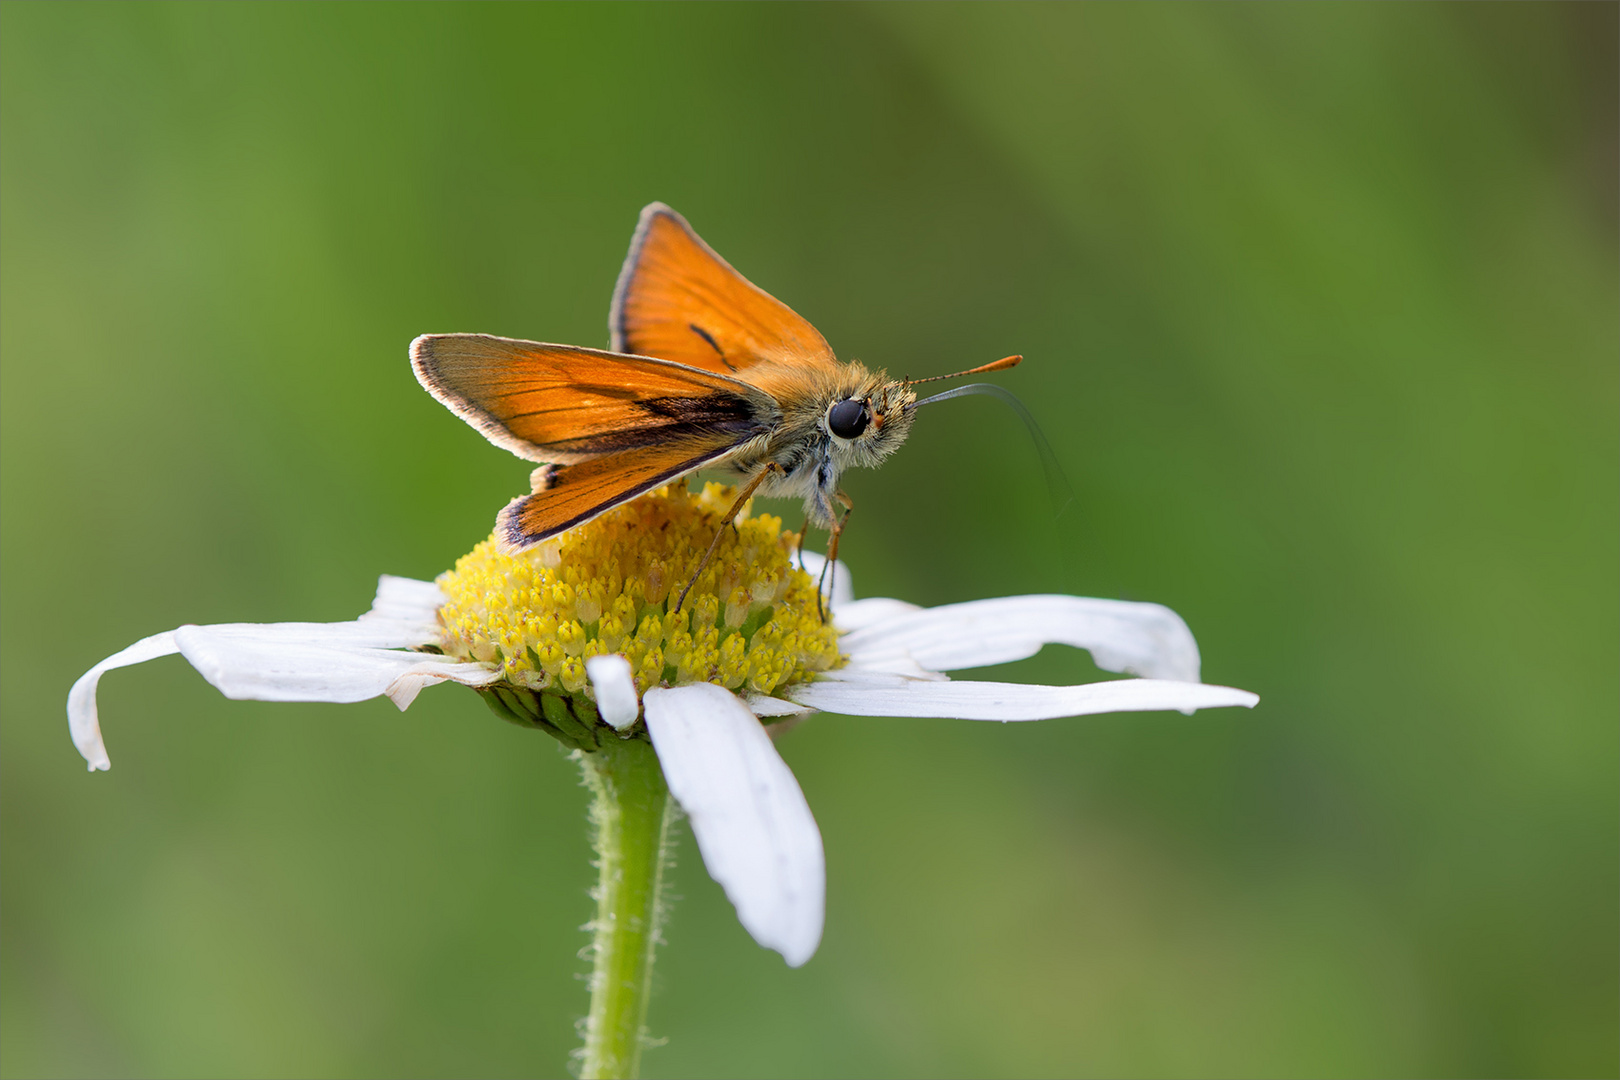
577,737,675,1079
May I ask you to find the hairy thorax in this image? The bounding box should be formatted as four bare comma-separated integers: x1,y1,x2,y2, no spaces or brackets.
720,360,918,527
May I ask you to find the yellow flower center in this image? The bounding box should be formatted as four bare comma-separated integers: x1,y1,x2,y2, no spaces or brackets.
436,484,842,715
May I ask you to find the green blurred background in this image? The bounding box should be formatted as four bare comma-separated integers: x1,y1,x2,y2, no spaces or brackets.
3,4,1615,1077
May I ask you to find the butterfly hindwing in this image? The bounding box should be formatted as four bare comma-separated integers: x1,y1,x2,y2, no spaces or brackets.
610,203,837,376
498,440,741,547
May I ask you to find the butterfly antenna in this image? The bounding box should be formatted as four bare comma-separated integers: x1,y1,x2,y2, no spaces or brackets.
905,382,1076,523
902,354,1021,387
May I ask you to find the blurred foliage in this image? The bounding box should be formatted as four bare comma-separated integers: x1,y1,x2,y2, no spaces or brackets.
2,3,1614,1077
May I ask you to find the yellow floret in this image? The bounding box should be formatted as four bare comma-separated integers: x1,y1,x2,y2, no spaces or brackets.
435,484,843,727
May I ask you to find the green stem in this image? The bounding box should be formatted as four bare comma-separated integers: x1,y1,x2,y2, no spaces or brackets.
577,736,675,1080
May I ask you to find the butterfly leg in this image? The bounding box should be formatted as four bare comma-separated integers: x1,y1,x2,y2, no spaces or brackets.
816,491,855,622
673,462,786,614
794,517,811,571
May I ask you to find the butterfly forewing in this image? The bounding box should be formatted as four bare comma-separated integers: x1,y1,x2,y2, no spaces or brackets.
411,333,771,464
610,203,837,376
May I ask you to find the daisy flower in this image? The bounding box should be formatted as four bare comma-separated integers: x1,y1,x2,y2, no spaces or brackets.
68,483,1256,1074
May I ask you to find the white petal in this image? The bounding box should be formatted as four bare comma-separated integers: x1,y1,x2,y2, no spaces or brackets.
173,625,497,705
791,551,853,610
831,596,922,633
785,676,1258,720
643,684,824,967
841,595,1204,682
811,668,941,689
363,574,447,625
169,618,437,652
817,655,947,682
67,631,181,771
67,583,486,770
585,654,640,730
744,695,815,718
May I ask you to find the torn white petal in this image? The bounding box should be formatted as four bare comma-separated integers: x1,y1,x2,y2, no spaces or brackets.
384,657,502,709
841,596,1203,682
785,676,1258,721
644,684,824,967
67,631,182,772
174,625,495,706
745,694,815,718
791,551,853,610
585,654,640,730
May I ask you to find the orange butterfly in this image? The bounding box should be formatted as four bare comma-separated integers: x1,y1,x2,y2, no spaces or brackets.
412,203,1019,608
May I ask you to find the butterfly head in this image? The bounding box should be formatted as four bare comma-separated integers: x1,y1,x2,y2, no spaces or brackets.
818,369,918,471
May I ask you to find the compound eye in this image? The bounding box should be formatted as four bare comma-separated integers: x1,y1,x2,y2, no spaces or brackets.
827,398,870,439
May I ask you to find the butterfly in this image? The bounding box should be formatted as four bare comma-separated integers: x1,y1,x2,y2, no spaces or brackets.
411,202,1020,610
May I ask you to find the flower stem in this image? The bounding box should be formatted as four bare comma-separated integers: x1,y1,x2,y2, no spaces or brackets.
577,736,675,1080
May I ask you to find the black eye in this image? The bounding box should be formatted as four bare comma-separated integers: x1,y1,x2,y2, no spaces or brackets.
827,398,870,439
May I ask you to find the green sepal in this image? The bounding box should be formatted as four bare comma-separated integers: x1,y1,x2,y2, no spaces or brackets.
542,691,600,750
478,687,591,751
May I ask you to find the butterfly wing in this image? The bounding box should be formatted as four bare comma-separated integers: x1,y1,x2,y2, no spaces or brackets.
412,333,775,545
412,333,773,464
609,203,837,376
496,442,740,547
